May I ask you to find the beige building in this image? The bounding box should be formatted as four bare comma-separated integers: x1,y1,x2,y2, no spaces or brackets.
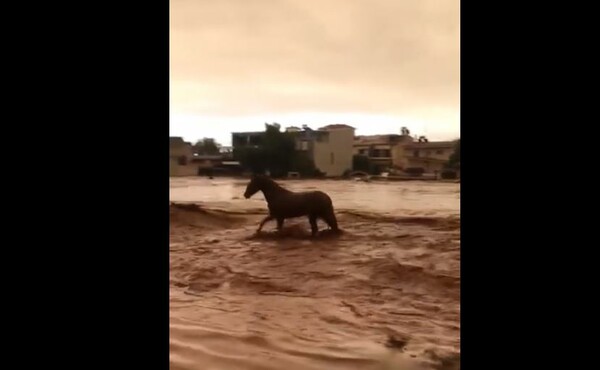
231,125,355,177
403,141,456,173
169,137,197,176
313,124,355,177
354,134,414,173
285,124,355,177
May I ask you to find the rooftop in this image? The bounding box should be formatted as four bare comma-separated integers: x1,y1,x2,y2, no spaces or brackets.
231,131,265,136
405,141,456,149
170,137,191,148
355,134,400,143
318,124,355,130
354,134,412,146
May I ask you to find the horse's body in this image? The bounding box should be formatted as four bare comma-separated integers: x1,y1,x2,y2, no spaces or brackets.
244,175,340,236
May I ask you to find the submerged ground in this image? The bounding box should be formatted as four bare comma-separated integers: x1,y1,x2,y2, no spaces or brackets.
170,178,460,370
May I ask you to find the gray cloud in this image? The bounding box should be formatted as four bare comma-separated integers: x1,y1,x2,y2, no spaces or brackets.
170,0,459,135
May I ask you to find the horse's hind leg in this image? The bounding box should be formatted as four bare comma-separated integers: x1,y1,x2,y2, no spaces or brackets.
276,217,285,232
308,215,318,236
257,215,274,233
322,209,340,233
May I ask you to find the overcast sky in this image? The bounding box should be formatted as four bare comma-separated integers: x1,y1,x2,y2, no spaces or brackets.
170,0,460,146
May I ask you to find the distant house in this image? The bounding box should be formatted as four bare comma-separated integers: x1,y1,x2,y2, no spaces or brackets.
232,124,355,177
353,133,414,173
283,124,354,177
190,154,243,176
403,141,456,173
312,124,355,177
170,137,242,177
169,137,196,176
231,131,265,149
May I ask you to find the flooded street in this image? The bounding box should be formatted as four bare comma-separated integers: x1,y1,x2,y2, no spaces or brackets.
170,178,460,370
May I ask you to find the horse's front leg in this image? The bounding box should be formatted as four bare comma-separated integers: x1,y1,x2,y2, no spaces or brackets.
276,217,285,232
256,215,274,233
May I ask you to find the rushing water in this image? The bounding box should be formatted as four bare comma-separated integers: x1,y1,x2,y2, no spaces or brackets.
170,177,461,370
169,178,460,217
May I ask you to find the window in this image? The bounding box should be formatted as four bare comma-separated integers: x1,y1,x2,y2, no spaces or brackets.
295,141,308,151
436,150,444,155
317,134,329,143
177,156,188,165
413,150,420,157
383,149,391,157
330,152,335,164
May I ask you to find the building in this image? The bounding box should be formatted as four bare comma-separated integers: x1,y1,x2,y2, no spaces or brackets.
191,154,243,176
170,137,241,177
169,137,196,176
353,133,414,173
218,146,234,160
231,124,355,177
231,131,265,148
283,124,354,176
310,124,355,177
403,140,456,173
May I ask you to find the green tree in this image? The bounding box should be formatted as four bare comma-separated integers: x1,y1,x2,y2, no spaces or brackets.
290,151,317,176
233,123,319,177
352,154,371,173
193,138,220,155
262,123,296,177
234,146,267,173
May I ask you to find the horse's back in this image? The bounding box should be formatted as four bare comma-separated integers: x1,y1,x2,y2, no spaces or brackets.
269,190,333,217
301,190,333,208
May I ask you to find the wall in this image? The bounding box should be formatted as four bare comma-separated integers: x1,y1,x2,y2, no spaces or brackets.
407,148,452,162
353,135,414,170
403,158,447,173
169,140,196,177
391,138,415,169
402,143,454,173
170,159,200,177
312,128,354,176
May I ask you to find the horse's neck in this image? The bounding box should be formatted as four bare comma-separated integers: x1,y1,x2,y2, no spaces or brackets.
261,183,290,203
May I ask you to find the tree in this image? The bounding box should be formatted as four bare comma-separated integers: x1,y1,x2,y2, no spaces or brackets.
352,154,370,173
234,123,304,177
290,151,317,176
445,139,460,170
193,138,220,155
352,154,381,174
234,146,267,173
262,123,296,177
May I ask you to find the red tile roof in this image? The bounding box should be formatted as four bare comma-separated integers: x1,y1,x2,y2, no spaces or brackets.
319,124,355,130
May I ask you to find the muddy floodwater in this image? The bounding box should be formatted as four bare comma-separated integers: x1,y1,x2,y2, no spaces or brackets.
170,178,460,370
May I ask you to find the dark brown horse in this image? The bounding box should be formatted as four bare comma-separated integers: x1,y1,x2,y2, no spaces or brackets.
243,175,340,236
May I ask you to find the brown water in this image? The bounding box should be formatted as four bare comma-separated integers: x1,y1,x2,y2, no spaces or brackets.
170,178,460,370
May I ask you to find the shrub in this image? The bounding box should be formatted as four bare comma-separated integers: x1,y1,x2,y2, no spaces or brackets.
441,170,457,179
404,167,425,176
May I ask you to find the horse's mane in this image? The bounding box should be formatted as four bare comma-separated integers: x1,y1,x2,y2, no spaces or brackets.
255,175,289,193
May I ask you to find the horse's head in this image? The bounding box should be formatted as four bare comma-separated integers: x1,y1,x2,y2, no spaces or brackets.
244,174,266,199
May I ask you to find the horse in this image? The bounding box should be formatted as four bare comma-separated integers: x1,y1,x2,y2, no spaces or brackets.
243,174,340,236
